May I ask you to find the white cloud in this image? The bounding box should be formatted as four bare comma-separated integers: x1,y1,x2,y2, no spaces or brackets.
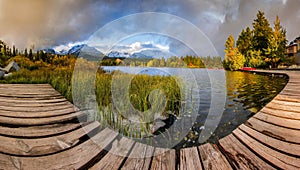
111,42,170,54
53,41,87,52
203,11,226,23
129,42,142,53
155,44,170,51
282,0,288,4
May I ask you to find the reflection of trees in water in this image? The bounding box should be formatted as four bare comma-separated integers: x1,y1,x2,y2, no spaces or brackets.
204,71,287,144
227,71,287,111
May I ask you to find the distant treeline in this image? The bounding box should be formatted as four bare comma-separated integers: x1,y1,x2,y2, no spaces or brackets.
100,56,224,69
0,39,77,69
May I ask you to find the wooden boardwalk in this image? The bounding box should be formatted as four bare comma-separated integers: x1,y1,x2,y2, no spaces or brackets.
0,70,299,169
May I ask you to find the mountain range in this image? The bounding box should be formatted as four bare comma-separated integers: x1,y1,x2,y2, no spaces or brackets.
44,44,171,59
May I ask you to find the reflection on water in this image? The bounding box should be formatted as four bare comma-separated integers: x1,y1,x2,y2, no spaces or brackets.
175,71,288,149
101,67,288,148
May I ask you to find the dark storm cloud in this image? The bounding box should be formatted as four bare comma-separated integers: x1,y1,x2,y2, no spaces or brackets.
0,0,107,48
0,0,299,55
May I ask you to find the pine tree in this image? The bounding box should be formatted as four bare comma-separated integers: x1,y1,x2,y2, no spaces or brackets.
264,16,287,68
252,11,273,57
265,35,280,68
39,50,46,62
36,51,40,61
2,44,7,56
223,34,245,71
0,42,8,66
237,27,252,56
24,48,28,57
237,27,253,66
29,49,33,60
160,57,166,67
12,45,16,57
273,16,287,60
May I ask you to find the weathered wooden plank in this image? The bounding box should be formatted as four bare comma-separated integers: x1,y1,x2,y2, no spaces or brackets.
198,143,232,170
0,123,81,137
0,97,67,103
151,148,176,170
0,85,63,97
0,128,117,170
0,121,99,156
90,137,135,170
0,92,61,96
0,90,60,95
254,112,300,130
0,100,72,107
0,95,66,101
247,118,300,144
0,123,82,138
0,83,51,86
180,147,202,170
275,94,300,103
0,104,77,114
279,91,300,98
0,86,54,90
0,111,85,126
0,84,53,89
272,99,300,108
260,107,300,120
121,142,154,170
266,101,300,113
0,154,20,170
238,124,300,156
219,134,275,170
233,128,300,169
0,94,64,98
0,86,57,90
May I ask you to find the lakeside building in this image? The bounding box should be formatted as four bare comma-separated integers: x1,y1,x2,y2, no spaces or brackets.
286,36,300,64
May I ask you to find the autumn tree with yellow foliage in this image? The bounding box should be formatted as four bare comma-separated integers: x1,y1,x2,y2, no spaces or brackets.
223,34,246,71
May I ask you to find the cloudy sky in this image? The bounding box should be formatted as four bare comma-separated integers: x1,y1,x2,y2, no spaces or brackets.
0,0,299,56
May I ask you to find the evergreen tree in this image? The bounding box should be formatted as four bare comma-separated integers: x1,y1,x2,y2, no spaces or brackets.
36,51,40,61
0,42,8,66
273,16,287,60
252,11,273,57
265,34,281,68
24,48,28,57
39,50,46,62
29,49,33,60
264,16,287,68
160,57,166,67
237,27,253,66
2,44,7,56
223,34,245,71
237,27,253,56
12,45,16,57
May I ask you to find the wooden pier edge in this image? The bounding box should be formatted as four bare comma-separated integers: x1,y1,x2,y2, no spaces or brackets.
0,70,299,169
